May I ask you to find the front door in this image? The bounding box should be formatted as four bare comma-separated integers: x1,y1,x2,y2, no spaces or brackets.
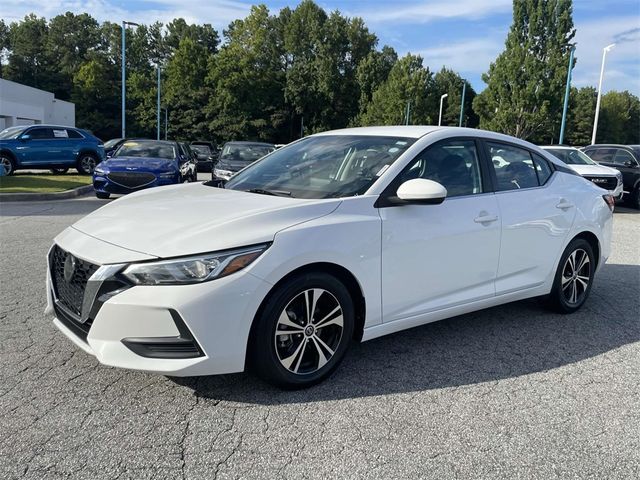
380,138,500,322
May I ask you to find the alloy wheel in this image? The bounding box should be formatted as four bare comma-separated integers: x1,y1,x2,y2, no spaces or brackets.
274,288,344,375
561,248,591,305
0,156,13,175
80,155,97,174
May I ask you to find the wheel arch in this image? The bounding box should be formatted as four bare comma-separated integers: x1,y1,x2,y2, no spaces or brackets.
571,231,601,269
245,262,366,367
76,148,100,161
0,149,17,162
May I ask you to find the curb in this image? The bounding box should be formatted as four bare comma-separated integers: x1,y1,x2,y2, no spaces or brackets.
0,184,94,202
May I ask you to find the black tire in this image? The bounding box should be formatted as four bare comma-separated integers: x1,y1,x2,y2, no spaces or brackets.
629,185,640,210
0,153,16,176
50,168,69,175
95,191,110,199
547,238,595,314
250,272,355,389
76,153,99,175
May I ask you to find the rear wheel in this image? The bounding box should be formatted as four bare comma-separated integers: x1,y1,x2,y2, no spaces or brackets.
0,154,16,176
50,168,69,175
95,191,110,199
250,272,354,389
77,153,98,175
547,238,595,313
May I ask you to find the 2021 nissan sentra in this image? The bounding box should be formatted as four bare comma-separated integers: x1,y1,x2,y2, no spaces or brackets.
46,126,613,388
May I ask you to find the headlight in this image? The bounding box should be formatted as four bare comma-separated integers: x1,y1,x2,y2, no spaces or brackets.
158,171,178,179
94,167,106,175
214,168,233,180
121,244,269,285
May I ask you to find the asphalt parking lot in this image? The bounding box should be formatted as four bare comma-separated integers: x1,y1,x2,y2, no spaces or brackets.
0,196,638,479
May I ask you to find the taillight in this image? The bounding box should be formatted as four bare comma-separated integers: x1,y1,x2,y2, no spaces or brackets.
603,194,615,212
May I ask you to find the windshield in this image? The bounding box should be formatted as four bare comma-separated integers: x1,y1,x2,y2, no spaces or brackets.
225,135,416,199
114,141,176,160
0,126,27,140
546,148,596,165
104,138,122,149
220,144,274,163
191,145,211,155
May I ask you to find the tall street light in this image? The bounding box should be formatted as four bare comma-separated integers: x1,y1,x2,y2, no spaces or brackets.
157,66,161,140
121,20,139,139
559,46,576,145
591,43,615,145
458,81,466,127
438,93,448,126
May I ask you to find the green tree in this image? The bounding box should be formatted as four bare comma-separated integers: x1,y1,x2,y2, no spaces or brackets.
4,15,51,90
354,46,398,124
432,68,478,127
599,90,640,144
564,86,595,146
473,0,576,140
359,54,435,126
0,20,9,77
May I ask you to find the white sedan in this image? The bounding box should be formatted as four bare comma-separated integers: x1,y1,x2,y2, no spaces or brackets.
46,127,613,388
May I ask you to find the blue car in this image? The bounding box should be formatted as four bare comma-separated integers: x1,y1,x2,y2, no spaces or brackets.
0,124,105,175
93,139,197,199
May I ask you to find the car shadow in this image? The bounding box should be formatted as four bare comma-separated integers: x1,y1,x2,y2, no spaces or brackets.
172,263,639,404
614,205,639,215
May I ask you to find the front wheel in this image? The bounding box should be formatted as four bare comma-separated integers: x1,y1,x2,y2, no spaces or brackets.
250,273,355,389
95,191,110,199
77,153,98,175
629,186,640,210
547,238,595,314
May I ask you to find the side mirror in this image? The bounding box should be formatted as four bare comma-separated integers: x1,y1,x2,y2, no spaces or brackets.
396,179,447,205
20,134,31,141
624,160,638,168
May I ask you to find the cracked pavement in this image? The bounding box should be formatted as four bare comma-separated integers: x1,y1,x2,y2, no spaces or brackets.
0,196,638,479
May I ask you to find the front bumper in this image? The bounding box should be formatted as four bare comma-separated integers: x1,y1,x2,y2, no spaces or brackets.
47,232,273,376
93,174,178,195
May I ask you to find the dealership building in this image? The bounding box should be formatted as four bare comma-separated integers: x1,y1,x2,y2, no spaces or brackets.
0,78,75,130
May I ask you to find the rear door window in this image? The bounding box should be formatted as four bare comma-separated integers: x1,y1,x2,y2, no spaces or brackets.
487,142,539,191
66,129,83,139
613,149,638,166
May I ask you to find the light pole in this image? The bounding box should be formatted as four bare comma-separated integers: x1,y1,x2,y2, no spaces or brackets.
559,46,576,145
121,21,139,139
458,81,466,127
156,66,161,140
438,93,448,126
591,43,615,145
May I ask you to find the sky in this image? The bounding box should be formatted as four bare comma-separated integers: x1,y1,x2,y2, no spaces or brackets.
3,0,640,95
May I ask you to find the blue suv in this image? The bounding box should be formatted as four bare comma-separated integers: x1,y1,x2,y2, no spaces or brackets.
0,125,105,175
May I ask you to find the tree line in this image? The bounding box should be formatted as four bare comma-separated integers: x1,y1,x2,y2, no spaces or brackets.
0,0,638,145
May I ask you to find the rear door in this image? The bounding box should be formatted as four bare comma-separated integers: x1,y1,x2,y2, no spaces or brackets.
485,141,576,294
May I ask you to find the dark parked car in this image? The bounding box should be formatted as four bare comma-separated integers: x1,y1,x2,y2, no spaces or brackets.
93,139,197,199
0,124,105,175
103,138,128,157
213,141,276,180
582,144,640,209
191,141,218,172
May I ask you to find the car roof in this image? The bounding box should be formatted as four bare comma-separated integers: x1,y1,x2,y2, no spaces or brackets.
224,141,274,146
121,139,176,145
540,145,577,150
584,144,632,149
21,124,80,130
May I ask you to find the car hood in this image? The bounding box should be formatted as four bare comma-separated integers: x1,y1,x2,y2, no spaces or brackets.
567,164,619,176
102,157,177,171
71,183,341,259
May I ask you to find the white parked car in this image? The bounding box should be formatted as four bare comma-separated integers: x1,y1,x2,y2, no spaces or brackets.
47,127,614,388
541,145,623,200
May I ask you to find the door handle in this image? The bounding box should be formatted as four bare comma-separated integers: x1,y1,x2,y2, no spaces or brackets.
474,214,498,224
556,200,574,210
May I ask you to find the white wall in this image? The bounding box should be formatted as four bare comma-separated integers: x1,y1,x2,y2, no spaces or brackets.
0,79,75,130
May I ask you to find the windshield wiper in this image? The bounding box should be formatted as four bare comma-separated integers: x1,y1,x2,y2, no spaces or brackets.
245,188,292,197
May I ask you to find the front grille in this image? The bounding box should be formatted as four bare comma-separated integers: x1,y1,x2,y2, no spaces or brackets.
50,245,99,318
107,171,156,188
584,175,618,190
